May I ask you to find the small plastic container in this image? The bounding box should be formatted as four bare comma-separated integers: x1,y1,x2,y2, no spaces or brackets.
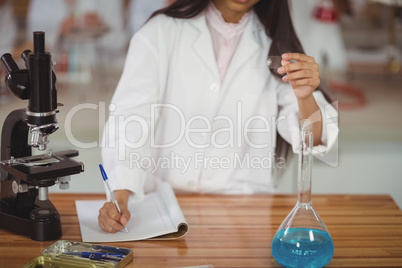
23,240,133,268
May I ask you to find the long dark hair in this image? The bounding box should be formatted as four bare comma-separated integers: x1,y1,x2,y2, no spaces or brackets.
151,0,326,169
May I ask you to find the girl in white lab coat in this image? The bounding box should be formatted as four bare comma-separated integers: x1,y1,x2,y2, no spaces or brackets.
98,0,338,233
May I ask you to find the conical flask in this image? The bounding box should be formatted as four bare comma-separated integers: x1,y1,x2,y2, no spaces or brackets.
272,119,334,268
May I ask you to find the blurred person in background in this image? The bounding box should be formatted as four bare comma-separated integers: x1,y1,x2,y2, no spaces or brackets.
0,0,17,56
26,0,127,55
290,0,348,78
0,0,17,101
18,0,128,82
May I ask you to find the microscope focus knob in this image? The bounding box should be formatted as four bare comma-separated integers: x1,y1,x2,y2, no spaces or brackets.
11,181,19,194
58,176,71,190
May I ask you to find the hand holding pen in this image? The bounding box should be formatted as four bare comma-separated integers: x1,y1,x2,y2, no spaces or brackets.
98,164,131,233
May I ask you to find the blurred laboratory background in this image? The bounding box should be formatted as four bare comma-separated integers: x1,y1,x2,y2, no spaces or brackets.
0,0,401,208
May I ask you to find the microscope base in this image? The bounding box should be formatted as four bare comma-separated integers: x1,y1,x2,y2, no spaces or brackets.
0,198,61,241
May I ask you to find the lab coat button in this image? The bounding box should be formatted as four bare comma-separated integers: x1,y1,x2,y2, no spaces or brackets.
210,83,219,92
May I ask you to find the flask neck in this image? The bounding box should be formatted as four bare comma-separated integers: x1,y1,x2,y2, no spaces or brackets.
297,123,313,204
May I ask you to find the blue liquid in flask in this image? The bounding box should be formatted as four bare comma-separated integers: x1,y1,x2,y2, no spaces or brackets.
272,228,334,268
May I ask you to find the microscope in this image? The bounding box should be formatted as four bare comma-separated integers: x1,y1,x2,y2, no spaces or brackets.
0,32,84,241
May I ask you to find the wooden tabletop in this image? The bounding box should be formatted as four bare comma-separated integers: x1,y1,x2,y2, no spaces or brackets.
0,193,401,267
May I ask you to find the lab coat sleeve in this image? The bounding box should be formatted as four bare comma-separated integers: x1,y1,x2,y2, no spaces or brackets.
276,81,339,161
101,16,165,200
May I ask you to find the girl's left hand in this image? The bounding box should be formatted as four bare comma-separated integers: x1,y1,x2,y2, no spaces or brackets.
277,53,320,100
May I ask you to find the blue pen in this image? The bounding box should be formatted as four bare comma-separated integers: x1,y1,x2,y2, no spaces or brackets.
64,252,124,261
82,252,123,261
99,164,129,233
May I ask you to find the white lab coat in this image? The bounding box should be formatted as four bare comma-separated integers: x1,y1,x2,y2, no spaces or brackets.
102,11,338,199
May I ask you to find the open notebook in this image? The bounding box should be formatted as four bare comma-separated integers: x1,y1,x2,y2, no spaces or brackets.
75,182,188,242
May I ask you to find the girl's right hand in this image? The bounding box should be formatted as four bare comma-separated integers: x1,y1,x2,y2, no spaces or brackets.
98,190,131,233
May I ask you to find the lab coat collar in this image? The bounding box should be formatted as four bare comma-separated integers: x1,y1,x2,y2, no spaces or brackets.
188,10,264,83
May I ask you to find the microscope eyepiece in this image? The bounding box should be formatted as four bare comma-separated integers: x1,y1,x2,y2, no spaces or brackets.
1,53,19,72
33,31,45,54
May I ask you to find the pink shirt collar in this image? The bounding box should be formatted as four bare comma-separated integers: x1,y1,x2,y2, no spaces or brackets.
206,2,251,81
206,2,250,38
